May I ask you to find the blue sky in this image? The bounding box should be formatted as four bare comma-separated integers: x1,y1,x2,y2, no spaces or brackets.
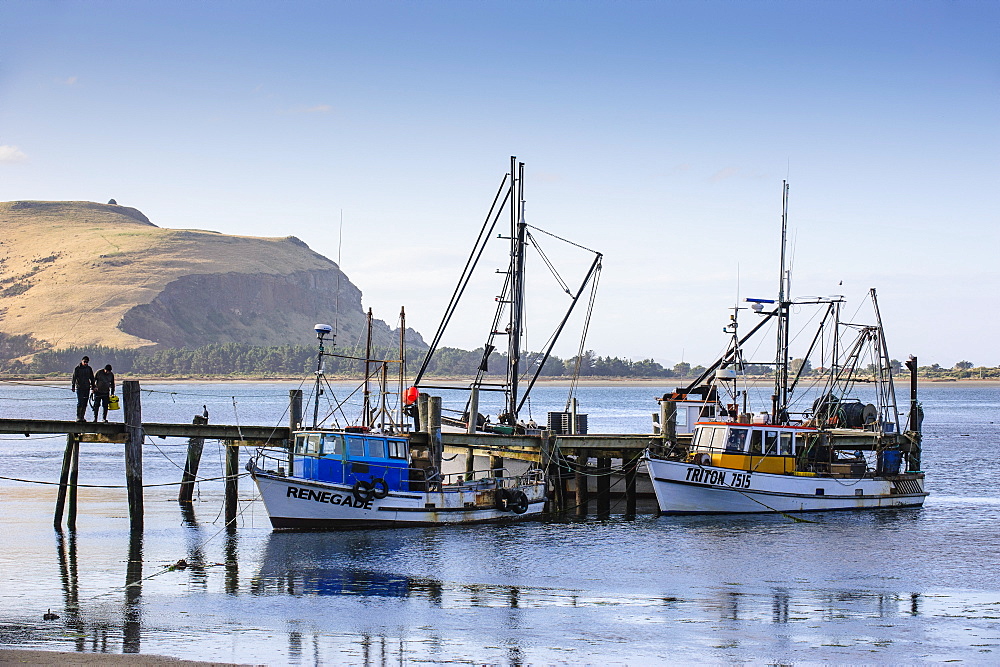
1,1,997,367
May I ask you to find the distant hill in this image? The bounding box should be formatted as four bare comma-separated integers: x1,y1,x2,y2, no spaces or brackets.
0,200,425,353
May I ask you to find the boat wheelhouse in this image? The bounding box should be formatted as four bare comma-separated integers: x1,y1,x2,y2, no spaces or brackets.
250,426,546,529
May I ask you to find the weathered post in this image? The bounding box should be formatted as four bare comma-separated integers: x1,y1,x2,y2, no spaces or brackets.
905,356,922,471
575,457,589,517
225,441,239,528
429,396,443,476
624,453,639,518
661,396,677,447
288,389,302,472
67,435,80,530
54,433,76,529
465,447,476,480
122,380,143,532
178,412,209,504
596,455,611,516
417,392,430,434
466,386,480,434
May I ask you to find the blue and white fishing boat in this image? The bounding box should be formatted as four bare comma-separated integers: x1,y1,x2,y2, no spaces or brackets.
247,324,547,529
249,158,596,529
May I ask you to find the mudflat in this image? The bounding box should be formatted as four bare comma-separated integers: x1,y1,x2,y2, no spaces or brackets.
0,649,249,666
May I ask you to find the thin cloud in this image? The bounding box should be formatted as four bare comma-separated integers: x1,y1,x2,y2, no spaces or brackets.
59,76,78,86
710,167,739,183
294,104,332,114
0,145,27,163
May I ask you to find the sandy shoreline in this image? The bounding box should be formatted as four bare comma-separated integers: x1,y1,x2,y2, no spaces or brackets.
0,648,249,665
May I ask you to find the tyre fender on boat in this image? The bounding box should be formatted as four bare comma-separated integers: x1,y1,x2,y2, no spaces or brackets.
494,487,511,511
508,489,529,514
370,478,390,499
352,479,375,502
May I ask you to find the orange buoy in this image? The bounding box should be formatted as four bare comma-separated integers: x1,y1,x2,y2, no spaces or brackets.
404,386,420,405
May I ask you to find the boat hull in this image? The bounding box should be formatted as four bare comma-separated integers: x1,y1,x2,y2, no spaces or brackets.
251,471,546,529
644,453,926,514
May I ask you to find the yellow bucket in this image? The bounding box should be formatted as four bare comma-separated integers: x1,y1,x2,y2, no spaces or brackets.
108,395,120,411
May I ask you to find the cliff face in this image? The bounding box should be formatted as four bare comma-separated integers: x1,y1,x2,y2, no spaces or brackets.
0,201,424,351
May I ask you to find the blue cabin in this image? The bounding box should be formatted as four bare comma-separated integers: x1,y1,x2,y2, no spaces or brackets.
293,430,411,491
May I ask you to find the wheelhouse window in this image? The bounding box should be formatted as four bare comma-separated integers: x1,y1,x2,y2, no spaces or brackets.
387,439,408,459
295,433,322,455
366,438,386,459
749,430,763,455
696,426,728,452
725,428,748,453
764,431,779,455
347,436,365,458
323,434,344,457
779,432,794,455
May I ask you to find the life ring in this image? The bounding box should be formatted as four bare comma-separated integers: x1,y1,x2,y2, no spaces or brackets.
693,452,712,466
370,478,390,499
352,479,374,502
509,489,529,515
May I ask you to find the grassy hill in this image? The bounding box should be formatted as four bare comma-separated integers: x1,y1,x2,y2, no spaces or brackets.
0,201,423,353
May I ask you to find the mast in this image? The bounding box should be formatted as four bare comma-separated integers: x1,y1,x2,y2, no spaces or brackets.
773,181,791,424
398,306,406,432
507,157,526,421
363,308,373,428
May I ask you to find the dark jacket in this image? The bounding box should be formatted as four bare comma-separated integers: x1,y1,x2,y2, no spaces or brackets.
94,369,115,396
71,364,95,392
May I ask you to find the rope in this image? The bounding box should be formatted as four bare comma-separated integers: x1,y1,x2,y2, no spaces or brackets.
0,472,249,488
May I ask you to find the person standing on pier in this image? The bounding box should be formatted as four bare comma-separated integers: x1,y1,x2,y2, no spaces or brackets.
71,356,95,422
92,364,116,422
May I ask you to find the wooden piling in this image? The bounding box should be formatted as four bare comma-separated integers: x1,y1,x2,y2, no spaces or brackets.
225,441,239,528
596,456,611,516
54,433,76,529
467,386,480,434
429,396,443,472
624,453,639,518
417,392,430,433
575,457,589,517
67,434,80,530
123,380,143,532
661,398,677,447
178,413,209,504
491,454,504,478
465,447,475,479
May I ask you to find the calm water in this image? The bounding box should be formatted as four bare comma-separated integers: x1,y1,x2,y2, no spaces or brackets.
0,381,998,664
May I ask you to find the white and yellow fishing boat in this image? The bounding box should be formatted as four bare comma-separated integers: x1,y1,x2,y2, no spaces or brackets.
646,182,926,515
645,419,925,514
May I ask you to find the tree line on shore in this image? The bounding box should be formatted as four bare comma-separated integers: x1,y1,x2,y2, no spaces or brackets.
0,333,995,380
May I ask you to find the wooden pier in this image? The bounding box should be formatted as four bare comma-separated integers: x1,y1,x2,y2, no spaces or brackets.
0,380,667,531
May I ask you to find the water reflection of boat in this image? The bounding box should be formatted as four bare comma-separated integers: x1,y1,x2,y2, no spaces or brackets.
646,183,927,514
251,532,440,600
